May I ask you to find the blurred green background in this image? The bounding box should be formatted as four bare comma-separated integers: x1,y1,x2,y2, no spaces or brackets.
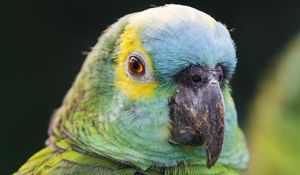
1,0,300,174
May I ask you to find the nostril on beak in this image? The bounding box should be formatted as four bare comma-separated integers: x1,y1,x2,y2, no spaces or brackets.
210,80,218,85
192,75,202,83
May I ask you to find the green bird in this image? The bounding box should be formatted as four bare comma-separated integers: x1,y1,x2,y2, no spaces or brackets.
14,4,249,175
243,33,300,175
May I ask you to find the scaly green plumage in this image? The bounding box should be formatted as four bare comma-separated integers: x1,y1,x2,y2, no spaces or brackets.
15,5,249,175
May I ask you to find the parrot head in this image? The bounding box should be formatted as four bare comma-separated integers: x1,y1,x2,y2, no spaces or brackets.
114,4,236,168
49,4,248,171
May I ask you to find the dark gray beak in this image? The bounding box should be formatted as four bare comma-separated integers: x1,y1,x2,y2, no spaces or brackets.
169,65,225,168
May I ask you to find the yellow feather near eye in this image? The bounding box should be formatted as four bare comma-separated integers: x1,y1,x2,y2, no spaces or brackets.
115,19,157,100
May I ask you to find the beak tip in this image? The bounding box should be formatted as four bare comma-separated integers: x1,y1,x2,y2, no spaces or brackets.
204,144,222,169
206,157,217,169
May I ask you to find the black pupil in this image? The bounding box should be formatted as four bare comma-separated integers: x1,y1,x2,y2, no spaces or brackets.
219,74,223,82
132,60,140,70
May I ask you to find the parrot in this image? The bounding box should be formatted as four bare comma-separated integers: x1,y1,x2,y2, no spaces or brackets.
243,32,300,175
14,4,249,175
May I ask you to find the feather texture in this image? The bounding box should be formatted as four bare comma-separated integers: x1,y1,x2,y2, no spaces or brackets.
15,4,249,175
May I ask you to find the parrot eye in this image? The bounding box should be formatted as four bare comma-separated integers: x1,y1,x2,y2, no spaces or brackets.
216,64,224,83
218,73,223,82
128,53,145,76
218,70,223,83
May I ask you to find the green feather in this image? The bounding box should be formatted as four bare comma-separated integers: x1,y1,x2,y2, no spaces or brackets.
14,141,239,175
14,141,138,175
15,5,249,175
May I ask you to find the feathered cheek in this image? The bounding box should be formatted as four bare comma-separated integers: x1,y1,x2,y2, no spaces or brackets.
114,25,157,99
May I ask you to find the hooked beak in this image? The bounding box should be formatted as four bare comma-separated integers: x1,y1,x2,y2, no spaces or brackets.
169,65,225,168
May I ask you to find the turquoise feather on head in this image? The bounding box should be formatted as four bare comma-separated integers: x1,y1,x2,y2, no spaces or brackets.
45,4,249,173
139,5,237,85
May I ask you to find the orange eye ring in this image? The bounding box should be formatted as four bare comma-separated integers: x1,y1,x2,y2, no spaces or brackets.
128,56,145,76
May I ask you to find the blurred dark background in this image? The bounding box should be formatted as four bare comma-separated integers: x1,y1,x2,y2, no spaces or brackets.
1,0,299,174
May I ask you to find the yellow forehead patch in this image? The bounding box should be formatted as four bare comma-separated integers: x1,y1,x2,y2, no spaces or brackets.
115,20,157,99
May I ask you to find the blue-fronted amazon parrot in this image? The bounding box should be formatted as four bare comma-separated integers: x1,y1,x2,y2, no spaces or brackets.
243,32,300,175
14,4,249,175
